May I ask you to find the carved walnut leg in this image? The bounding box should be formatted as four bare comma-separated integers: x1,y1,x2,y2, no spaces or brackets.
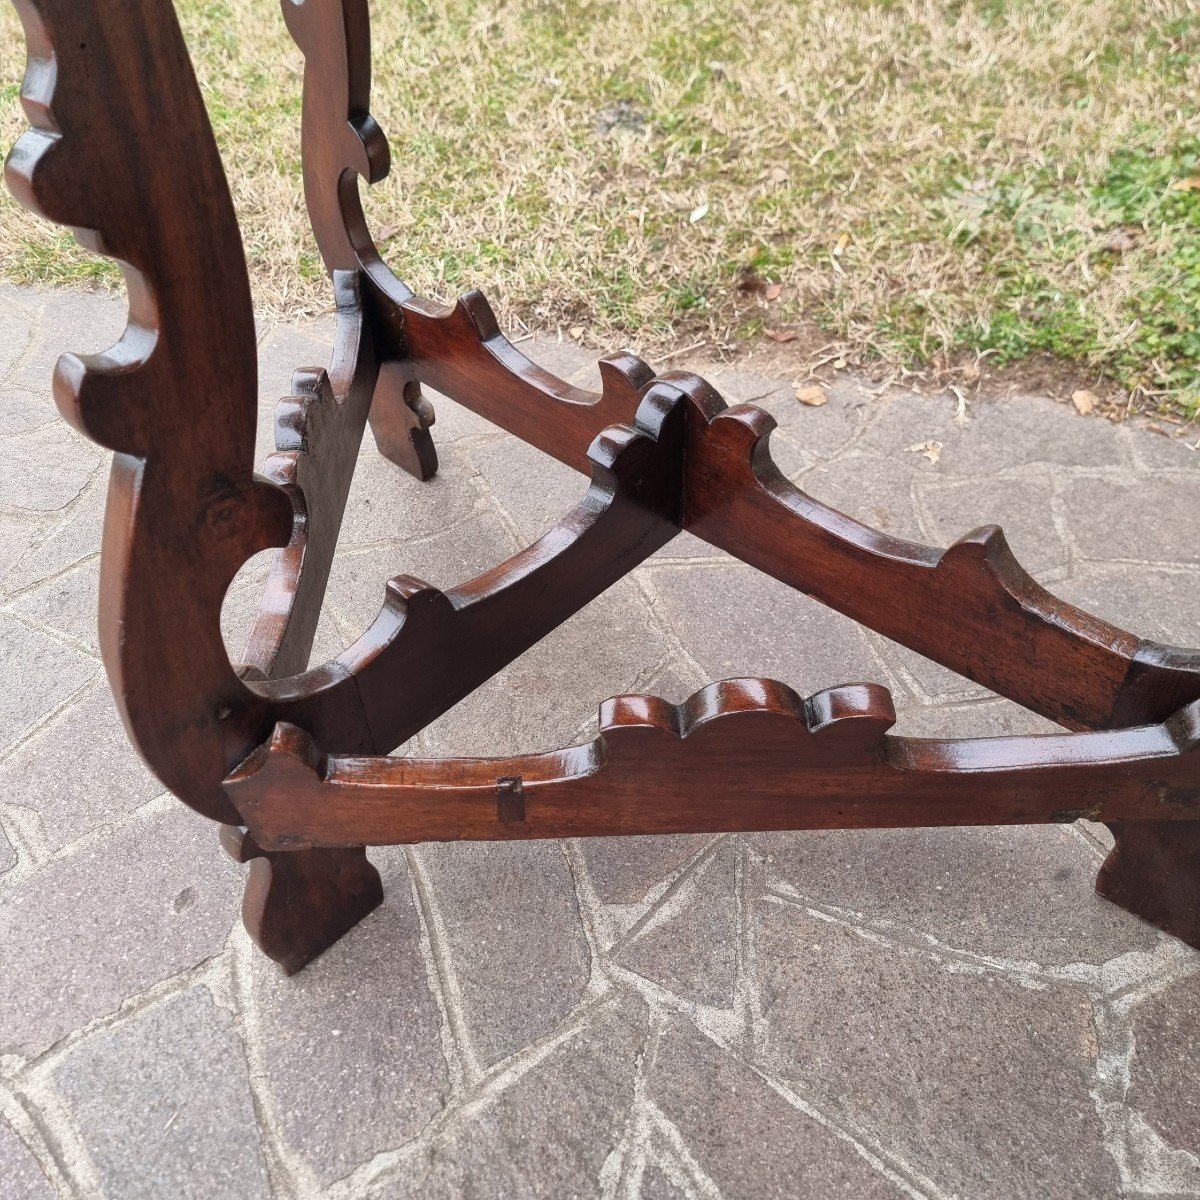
369,362,437,481
220,825,383,973
280,0,438,482
1097,821,1200,952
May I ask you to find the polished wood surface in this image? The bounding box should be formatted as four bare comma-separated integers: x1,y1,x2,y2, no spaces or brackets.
243,271,378,679
249,386,684,753
7,0,1198,970
227,679,1200,849
282,0,436,480
6,0,293,824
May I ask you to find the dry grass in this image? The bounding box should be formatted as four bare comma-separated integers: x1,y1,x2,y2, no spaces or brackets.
0,0,1198,414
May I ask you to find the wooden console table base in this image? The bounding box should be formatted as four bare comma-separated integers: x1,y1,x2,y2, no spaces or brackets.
8,0,1200,974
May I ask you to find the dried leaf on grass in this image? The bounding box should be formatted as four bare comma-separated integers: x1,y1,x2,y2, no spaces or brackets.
735,267,781,301
766,328,797,343
795,384,827,406
1101,228,1137,254
1072,389,1098,415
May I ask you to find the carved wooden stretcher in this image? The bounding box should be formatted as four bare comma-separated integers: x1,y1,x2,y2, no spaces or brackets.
8,0,1199,973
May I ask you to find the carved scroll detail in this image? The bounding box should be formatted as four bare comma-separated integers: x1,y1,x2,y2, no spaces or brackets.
6,0,291,822
246,384,686,753
327,280,1200,735
274,0,1200,746
242,271,379,679
282,0,436,479
667,371,1200,731
10,0,1198,972
385,290,660,473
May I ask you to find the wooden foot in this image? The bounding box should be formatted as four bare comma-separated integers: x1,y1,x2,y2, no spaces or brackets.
221,826,383,973
369,360,437,481
1097,821,1200,952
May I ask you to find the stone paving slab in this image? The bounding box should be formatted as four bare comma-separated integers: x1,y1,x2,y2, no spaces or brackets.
0,285,1198,1199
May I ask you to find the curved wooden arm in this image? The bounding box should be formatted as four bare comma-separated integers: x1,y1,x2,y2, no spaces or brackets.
8,0,1195,972
6,0,292,822
247,385,685,752
242,270,380,679
387,291,659,473
670,373,1200,731
281,0,1200,739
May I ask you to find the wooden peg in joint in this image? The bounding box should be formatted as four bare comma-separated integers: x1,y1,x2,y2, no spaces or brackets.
496,776,526,825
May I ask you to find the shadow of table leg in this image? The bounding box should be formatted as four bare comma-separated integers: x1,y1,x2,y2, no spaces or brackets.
1098,820,1200,952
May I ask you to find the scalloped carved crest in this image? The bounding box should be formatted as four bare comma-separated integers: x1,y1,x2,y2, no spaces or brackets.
226,678,1200,849
8,0,1199,971
6,0,292,820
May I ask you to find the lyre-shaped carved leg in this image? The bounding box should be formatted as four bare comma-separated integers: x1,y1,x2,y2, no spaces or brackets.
282,0,438,482
1097,821,1200,951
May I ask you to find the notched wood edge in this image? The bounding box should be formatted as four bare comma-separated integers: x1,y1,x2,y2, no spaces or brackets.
225,679,1200,853
240,270,378,679
245,384,686,751
666,371,1200,729
5,0,293,821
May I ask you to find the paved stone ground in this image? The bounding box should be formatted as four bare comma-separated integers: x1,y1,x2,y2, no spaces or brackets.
1,282,1199,1200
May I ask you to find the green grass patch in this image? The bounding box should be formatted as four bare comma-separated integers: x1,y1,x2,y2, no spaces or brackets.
0,0,1197,416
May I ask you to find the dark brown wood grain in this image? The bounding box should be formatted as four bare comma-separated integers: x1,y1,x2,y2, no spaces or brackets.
272,0,1200,742
4,0,387,970
283,0,436,480
1097,820,1200,952
381,292,659,474
242,271,378,679
364,282,1200,738
8,0,1197,969
226,678,1200,848
668,372,1200,731
247,386,686,753
6,0,292,824
238,843,384,975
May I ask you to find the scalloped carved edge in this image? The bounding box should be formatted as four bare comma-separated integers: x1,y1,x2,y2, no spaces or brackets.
279,0,659,474
328,284,1200,734
668,374,1200,731
280,0,388,274
271,0,1200,740
348,278,1200,733
281,0,436,480
226,677,1200,876
387,288,660,472
245,383,686,753
240,270,379,679
5,0,292,822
